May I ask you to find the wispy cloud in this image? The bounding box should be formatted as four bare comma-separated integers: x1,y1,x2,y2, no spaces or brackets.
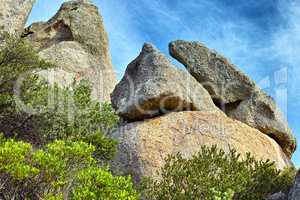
272,0,300,91
96,0,300,164
270,0,300,164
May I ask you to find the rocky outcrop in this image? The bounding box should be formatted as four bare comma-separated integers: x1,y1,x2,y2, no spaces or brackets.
169,40,296,158
111,43,221,121
0,0,35,34
23,0,116,102
169,40,256,104
111,111,291,183
289,170,300,200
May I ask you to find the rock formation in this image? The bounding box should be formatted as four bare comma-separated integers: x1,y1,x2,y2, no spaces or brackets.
110,43,296,184
2,0,298,198
169,40,296,158
111,43,221,121
0,0,35,34
111,111,291,183
169,40,256,104
23,0,116,102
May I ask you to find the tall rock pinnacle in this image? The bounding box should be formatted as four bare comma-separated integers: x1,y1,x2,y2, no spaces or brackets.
23,0,117,102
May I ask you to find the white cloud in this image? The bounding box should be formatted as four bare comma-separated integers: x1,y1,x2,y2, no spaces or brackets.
272,1,300,92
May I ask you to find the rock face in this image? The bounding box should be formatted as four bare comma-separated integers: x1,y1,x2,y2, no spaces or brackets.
169,40,256,104
111,43,220,121
111,111,291,183
23,0,116,102
228,90,296,157
289,170,300,200
169,40,296,158
0,0,35,34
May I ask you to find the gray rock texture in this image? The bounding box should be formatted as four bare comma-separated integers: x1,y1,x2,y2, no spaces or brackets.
228,90,296,158
0,0,35,34
289,170,300,200
169,40,256,104
169,40,296,158
23,0,116,102
111,111,291,184
111,43,221,121
268,192,288,200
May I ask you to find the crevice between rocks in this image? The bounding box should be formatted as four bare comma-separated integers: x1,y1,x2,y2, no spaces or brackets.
212,98,242,115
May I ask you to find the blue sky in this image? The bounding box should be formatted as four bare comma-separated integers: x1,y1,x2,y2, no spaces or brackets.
27,0,300,165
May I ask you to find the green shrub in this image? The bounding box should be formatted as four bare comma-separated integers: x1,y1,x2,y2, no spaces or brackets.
272,166,297,194
24,80,119,161
0,137,39,181
71,167,138,200
141,145,295,200
0,137,138,199
0,33,53,139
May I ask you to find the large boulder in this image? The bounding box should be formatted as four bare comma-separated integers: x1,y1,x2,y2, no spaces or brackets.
111,111,291,183
0,0,35,34
22,0,116,102
169,40,256,104
169,40,296,158
228,90,296,158
111,43,221,121
289,170,300,200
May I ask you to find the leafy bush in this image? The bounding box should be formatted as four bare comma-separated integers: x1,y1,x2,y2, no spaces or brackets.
141,145,296,200
29,80,119,142
0,33,53,139
23,80,119,161
71,167,138,200
0,137,138,200
271,166,297,194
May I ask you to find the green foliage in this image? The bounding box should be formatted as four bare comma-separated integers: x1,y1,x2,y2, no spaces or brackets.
209,188,234,200
82,131,118,161
0,33,53,139
0,137,38,180
0,33,52,90
272,166,297,194
141,145,296,200
35,81,119,142
71,167,138,200
28,81,119,161
0,138,138,200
